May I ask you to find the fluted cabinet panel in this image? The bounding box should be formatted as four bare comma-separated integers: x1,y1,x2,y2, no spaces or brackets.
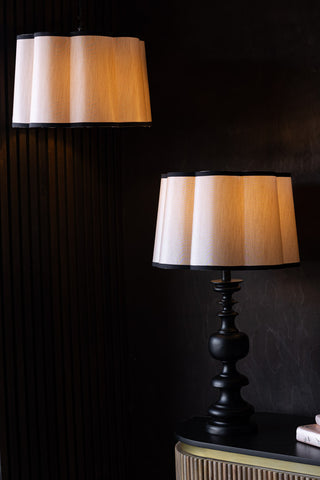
0,1,129,480
175,444,320,480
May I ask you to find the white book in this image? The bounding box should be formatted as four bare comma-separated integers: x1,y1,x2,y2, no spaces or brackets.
296,424,320,448
316,414,320,426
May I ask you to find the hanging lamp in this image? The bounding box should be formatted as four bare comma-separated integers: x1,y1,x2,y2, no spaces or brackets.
12,32,151,127
12,31,151,127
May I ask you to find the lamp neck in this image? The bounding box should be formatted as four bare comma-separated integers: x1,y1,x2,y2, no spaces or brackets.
221,269,231,282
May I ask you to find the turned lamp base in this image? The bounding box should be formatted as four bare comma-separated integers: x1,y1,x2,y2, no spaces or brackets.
206,270,255,436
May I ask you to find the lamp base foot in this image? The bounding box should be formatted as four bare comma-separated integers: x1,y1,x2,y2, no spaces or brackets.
206,420,257,436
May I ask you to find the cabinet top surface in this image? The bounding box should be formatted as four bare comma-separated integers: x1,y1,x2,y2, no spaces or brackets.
176,413,320,467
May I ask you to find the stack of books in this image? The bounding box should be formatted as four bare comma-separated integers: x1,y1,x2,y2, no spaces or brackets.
296,415,320,447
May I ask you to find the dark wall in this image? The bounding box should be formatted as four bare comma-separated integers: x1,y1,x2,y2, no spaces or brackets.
1,1,320,480
121,0,320,478
0,1,131,480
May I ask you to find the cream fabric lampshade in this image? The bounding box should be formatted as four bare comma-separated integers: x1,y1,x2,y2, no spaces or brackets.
153,171,300,269
12,33,152,127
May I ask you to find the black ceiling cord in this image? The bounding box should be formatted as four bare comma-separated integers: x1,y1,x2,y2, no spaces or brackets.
77,0,84,32
76,0,117,35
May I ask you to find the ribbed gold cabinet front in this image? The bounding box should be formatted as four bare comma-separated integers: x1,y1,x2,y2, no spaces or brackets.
175,442,320,480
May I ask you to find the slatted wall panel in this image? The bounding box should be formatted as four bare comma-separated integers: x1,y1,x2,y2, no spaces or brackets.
0,1,130,479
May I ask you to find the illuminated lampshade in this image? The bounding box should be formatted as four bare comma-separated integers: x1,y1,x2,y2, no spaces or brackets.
153,171,299,269
12,33,152,127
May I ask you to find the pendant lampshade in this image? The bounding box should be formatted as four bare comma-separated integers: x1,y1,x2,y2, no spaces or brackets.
12,33,152,127
153,171,300,269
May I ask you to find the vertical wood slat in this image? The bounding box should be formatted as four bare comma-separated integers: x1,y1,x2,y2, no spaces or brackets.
37,128,52,480
70,130,88,480
3,1,21,480
0,1,11,480
0,2,130,480
48,128,65,480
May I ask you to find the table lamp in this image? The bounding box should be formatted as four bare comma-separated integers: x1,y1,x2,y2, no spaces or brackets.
152,171,300,436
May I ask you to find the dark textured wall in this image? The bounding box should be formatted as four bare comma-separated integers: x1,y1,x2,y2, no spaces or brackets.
121,1,320,478
1,1,320,480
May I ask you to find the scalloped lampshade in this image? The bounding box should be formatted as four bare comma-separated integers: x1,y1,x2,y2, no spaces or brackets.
12,33,152,127
153,171,300,270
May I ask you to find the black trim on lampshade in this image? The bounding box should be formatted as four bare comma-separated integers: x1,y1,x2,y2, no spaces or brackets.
161,171,292,178
161,172,196,178
16,32,144,39
13,122,152,128
195,170,291,177
152,262,300,270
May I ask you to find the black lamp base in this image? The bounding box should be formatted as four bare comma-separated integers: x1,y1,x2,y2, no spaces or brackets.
207,270,255,436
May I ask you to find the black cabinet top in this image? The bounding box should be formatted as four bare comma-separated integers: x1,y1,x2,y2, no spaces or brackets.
176,413,320,467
